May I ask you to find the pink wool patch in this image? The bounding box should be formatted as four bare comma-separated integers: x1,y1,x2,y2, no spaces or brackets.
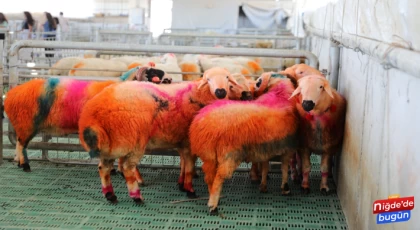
102,185,114,195
60,80,90,129
129,189,142,199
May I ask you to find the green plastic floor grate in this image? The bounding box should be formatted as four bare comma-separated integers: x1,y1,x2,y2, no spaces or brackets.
0,156,348,230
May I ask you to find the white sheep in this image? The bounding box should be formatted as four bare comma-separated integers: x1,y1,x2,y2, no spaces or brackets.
69,58,129,77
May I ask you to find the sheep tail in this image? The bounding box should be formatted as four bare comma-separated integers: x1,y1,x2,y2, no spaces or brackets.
82,126,106,158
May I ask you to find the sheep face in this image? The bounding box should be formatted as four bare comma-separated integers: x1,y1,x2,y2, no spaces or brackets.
146,68,172,84
198,67,238,99
228,73,253,101
289,75,334,112
281,64,322,80
161,53,177,64
253,72,281,98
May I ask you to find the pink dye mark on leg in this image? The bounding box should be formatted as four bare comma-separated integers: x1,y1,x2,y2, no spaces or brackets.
177,176,184,184
60,80,91,129
129,189,143,200
183,182,194,192
102,185,114,195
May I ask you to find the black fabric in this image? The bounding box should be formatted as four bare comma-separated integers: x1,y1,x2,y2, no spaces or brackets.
45,35,56,58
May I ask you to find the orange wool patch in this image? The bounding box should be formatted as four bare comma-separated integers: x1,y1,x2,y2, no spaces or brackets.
128,62,142,70
4,79,44,143
247,61,262,73
241,68,251,78
180,63,201,81
69,62,84,75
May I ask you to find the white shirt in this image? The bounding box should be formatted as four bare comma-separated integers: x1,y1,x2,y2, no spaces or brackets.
59,16,69,32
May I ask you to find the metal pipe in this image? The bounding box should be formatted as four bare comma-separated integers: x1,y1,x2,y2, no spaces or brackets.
158,33,300,40
9,40,319,68
0,40,3,164
329,41,340,89
306,25,420,78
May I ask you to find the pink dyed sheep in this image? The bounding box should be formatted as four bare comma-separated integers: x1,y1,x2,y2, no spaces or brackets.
189,72,299,214
288,75,346,194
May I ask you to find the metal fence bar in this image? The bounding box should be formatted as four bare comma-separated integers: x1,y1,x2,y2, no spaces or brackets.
9,40,319,68
0,40,3,165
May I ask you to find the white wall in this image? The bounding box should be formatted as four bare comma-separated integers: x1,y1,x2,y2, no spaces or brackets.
306,0,420,229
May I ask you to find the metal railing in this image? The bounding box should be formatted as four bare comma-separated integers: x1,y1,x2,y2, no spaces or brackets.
95,29,153,44
157,33,302,49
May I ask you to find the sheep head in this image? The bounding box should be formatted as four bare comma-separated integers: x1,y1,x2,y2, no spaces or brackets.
289,75,334,112
198,67,238,99
228,73,253,101
253,72,284,98
280,64,323,81
130,67,172,84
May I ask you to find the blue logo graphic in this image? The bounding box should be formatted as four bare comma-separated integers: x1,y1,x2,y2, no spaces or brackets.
377,210,411,224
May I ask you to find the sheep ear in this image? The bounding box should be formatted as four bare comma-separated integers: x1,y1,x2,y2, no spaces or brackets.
197,73,208,89
289,86,301,99
227,74,239,86
324,83,334,99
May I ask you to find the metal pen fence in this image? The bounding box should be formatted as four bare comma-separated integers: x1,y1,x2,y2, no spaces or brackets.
2,40,318,170
157,33,302,49
95,29,153,44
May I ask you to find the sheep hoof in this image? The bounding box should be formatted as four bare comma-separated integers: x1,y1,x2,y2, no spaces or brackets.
110,169,117,175
118,171,125,178
139,182,147,187
178,183,186,192
193,173,199,179
259,185,268,193
209,207,219,215
187,191,198,199
301,187,310,195
17,162,22,168
251,179,260,185
105,192,118,204
22,163,31,172
320,188,329,195
133,198,144,205
281,183,291,196
266,175,271,180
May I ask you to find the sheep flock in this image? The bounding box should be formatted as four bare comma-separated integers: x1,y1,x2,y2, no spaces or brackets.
5,52,347,215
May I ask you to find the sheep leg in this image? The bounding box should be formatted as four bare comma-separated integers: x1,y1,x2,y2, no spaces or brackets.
177,152,186,192
281,153,292,195
259,161,270,193
115,157,145,186
121,153,144,204
182,149,198,198
289,152,298,182
296,151,302,181
98,158,118,203
16,140,31,172
202,161,217,195
208,159,241,215
250,162,260,184
300,149,311,194
320,153,331,195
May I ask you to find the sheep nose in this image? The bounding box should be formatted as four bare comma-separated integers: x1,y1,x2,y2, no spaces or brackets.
215,88,227,99
302,100,315,112
240,91,253,101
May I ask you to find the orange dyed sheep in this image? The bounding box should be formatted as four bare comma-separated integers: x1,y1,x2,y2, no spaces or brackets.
280,63,323,81
4,66,168,172
289,75,346,194
189,72,299,214
78,67,240,204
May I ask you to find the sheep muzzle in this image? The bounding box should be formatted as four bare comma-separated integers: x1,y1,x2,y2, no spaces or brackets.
302,100,315,112
215,88,227,99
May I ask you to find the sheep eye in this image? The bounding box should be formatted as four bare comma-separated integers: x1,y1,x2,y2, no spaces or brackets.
300,71,304,74
320,86,323,89
229,86,233,89
226,76,229,79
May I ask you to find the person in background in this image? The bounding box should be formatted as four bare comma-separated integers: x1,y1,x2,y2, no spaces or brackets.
0,13,8,40
58,12,69,41
41,12,57,58
54,17,61,41
21,11,35,39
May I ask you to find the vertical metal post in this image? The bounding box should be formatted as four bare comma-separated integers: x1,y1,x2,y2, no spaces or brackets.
329,41,340,89
295,38,301,64
0,40,3,165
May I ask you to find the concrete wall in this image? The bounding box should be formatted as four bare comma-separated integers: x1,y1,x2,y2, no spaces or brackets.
311,36,420,230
